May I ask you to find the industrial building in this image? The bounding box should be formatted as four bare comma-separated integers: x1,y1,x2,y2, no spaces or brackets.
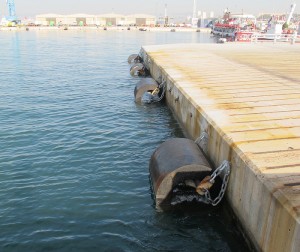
65,14,96,26
97,13,126,26
35,14,64,26
35,13,156,26
125,14,156,26
36,14,98,26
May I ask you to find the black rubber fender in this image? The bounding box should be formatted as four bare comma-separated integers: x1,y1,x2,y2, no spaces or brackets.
128,54,142,64
134,78,158,103
149,138,214,208
130,63,145,77
130,62,144,71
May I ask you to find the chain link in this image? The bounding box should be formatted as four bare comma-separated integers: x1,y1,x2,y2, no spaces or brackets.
150,80,166,103
195,132,209,154
204,160,231,206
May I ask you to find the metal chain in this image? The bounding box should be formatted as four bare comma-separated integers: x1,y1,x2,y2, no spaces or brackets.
151,80,166,103
195,132,209,154
204,160,231,206
195,132,208,144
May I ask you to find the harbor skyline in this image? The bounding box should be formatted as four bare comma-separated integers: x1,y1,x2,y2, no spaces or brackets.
0,0,299,18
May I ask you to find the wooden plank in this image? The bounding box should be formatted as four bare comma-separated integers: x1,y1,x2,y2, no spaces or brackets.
236,138,300,153
248,150,300,169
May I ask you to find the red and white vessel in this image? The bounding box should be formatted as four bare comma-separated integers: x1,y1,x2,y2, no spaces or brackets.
212,11,257,42
212,4,299,43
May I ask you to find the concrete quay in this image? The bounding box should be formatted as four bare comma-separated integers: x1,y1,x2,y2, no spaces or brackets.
141,43,300,252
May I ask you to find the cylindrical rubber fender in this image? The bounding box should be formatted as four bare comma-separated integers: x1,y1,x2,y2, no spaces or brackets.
130,62,144,71
128,54,142,64
149,138,215,208
134,78,158,103
130,63,145,77
128,54,138,64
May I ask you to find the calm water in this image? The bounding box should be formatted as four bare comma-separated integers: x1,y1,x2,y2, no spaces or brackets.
0,30,248,251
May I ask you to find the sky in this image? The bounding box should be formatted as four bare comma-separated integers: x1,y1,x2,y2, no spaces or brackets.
0,0,299,19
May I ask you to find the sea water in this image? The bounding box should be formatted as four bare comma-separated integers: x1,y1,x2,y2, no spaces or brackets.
0,29,248,251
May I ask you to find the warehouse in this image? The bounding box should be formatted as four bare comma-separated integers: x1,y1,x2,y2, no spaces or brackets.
126,14,156,26
36,13,95,26
97,13,125,26
64,14,96,26
35,14,64,26
35,13,156,26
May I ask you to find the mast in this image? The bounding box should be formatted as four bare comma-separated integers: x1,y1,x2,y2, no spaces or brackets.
164,4,168,26
192,0,198,28
193,0,197,19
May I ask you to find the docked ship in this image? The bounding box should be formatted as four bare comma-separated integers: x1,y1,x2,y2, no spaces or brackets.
212,4,299,42
212,11,257,42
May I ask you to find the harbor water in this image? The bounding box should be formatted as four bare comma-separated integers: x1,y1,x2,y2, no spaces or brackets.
0,30,248,251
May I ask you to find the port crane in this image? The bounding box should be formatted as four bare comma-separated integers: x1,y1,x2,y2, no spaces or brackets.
286,3,296,25
2,0,19,23
5,0,17,21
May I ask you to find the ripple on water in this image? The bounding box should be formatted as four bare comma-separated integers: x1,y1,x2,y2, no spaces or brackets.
0,31,248,252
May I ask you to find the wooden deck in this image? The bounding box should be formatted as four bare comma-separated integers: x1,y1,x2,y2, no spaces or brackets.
141,43,300,252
